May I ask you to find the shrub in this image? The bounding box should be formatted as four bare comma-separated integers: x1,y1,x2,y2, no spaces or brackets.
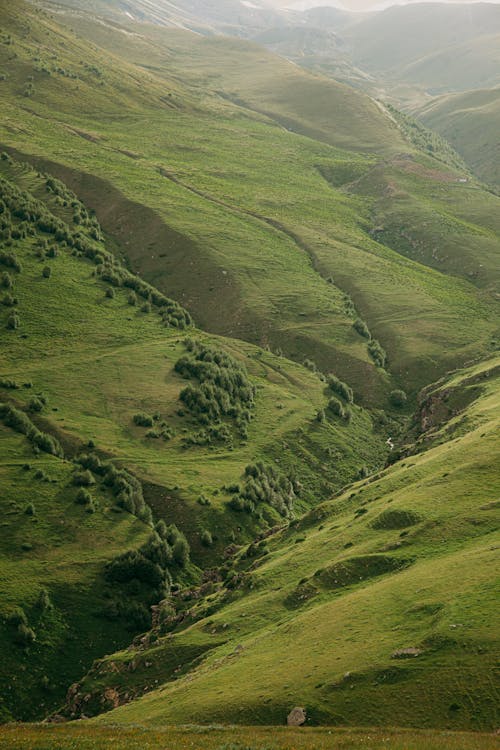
36,588,52,611
1,292,16,307
235,461,296,517
75,488,92,505
0,272,12,289
0,378,19,389
0,403,63,456
175,340,255,437
0,251,21,273
133,412,154,427
327,374,354,403
28,397,44,413
390,389,407,408
6,609,27,627
328,396,345,419
25,502,35,516
7,311,19,330
105,551,164,587
173,537,190,566
42,266,52,279
353,318,370,338
127,292,137,306
14,623,36,646
368,339,386,368
200,529,213,547
105,287,115,299
72,469,94,486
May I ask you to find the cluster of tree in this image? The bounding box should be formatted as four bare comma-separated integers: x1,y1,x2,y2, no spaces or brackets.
75,487,97,513
133,412,174,441
228,461,297,518
327,374,354,404
0,165,192,330
327,395,351,422
103,521,190,630
75,453,152,524
0,402,63,456
175,339,255,437
183,422,232,447
6,609,35,648
352,317,387,368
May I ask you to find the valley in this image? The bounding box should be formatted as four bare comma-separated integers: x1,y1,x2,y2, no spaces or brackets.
0,0,498,745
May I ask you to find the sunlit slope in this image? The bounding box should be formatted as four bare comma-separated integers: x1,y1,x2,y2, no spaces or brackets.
0,1,498,403
417,88,500,190
82,357,500,731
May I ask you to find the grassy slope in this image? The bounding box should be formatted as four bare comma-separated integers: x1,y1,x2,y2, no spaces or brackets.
0,426,151,721
0,2,498,405
68,358,500,731
0,153,386,718
0,724,498,750
416,88,500,190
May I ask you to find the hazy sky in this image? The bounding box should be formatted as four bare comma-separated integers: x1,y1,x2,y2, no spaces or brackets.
273,0,500,11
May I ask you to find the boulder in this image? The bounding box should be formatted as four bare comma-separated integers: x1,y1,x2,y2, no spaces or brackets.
287,706,306,726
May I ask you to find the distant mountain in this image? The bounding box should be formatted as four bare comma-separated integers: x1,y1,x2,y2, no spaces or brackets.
42,0,291,34
416,87,500,188
343,3,500,93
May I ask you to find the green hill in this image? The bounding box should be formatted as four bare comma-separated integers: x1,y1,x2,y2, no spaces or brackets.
0,142,386,721
343,3,500,94
60,356,500,730
416,88,500,190
0,0,498,739
1,0,499,404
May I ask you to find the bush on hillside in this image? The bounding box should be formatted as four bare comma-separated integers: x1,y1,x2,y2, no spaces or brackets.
368,339,386,369
0,402,63,457
6,311,19,330
200,529,213,547
28,397,44,413
327,374,354,403
75,488,93,506
133,413,154,428
328,396,345,419
14,623,36,646
175,339,255,438
0,271,13,289
0,251,21,273
72,469,95,487
353,318,370,338
1,292,17,307
42,266,52,279
389,389,408,408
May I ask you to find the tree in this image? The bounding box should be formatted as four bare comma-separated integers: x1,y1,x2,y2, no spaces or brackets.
173,537,190,566
390,389,407,408
7,311,19,330
42,266,52,278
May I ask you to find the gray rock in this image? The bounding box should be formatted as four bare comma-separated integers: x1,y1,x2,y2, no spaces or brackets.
287,706,306,726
